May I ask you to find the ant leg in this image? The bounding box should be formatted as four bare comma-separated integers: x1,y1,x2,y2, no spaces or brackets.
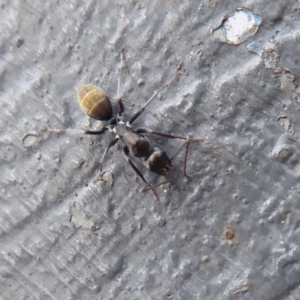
117,49,126,119
140,180,172,193
117,49,126,100
169,138,203,177
45,127,108,135
117,98,124,116
129,64,186,125
183,141,191,177
123,146,160,200
85,127,108,135
93,137,119,183
135,127,186,140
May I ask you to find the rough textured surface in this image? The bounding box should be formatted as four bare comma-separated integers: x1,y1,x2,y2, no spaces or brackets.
1,1,300,299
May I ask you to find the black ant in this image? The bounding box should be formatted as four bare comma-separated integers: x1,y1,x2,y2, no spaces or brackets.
53,52,201,200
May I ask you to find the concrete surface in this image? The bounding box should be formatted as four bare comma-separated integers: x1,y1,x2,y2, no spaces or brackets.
1,1,300,299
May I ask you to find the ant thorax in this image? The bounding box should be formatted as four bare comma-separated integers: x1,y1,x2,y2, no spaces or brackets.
114,123,151,158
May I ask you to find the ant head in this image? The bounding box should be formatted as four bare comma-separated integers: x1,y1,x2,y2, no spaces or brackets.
77,84,113,121
145,147,172,176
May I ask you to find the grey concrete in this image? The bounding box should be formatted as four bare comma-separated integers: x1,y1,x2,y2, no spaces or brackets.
1,1,300,299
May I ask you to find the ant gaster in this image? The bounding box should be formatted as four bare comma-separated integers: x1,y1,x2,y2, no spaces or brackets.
76,54,201,200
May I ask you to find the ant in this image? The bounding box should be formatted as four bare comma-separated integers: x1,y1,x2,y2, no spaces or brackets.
53,51,201,200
